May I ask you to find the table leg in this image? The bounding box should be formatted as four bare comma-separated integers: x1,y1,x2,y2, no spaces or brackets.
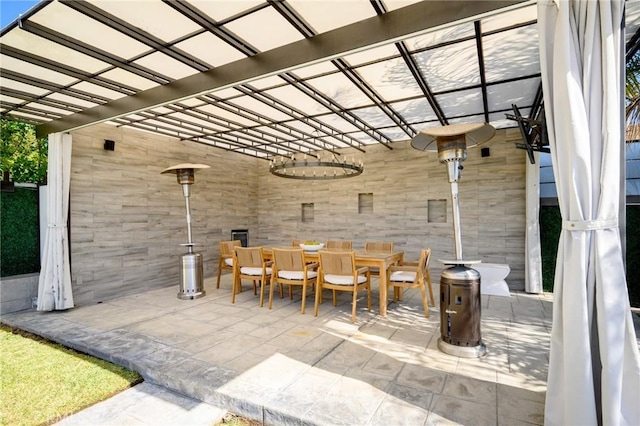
378,259,387,316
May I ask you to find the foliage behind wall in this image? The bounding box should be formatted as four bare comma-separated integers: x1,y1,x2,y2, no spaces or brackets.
0,119,47,184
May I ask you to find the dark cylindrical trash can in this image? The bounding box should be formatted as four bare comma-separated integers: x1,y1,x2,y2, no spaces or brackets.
437,265,486,357
179,252,205,300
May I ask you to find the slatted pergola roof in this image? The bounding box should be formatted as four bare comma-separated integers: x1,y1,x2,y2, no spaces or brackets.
1,0,639,160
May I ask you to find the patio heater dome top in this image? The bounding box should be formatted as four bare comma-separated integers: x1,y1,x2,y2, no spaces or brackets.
161,163,210,187
410,122,496,152
161,163,210,174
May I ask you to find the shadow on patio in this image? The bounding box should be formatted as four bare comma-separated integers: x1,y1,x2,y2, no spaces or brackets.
2,275,566,425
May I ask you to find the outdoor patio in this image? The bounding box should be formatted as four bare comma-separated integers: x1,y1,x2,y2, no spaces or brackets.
1,274,569,425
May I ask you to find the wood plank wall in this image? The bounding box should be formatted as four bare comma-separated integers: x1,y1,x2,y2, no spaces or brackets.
68,124,526,305
69,123,260,304
255,128,526,288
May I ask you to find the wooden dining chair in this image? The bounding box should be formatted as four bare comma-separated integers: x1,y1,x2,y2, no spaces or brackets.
270,248,318,314
232,246,278,307
315,250,371,323
216,240,242,289
364,241,394,275
386,248,434,317
325,240,352,249
365,241,394,253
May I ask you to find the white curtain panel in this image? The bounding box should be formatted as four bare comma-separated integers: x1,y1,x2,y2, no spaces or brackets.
538,1,640,424
525,152,543,293
37,133,74,311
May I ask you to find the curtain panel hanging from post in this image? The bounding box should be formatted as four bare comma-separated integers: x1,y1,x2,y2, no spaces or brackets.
525,152,543,293
538,0,640,424
37,133,74,311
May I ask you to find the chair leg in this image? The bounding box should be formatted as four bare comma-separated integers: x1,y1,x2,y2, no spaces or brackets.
259,278,266,307
268,278,276,309
332,289,338,306
390,283,399,302
420,284,429,317
366,282,371,312
314,283,322,317
252,280,257,296
231,275,238,304
216,259,223,289
301,283,307,314
426,271,435,306
351,288,358,323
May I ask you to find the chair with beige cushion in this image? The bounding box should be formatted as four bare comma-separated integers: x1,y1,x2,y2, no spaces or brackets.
325,240,352,249
386,248,435,317
270,248,318,314
217,240,242,289
315,250,371,323
232,246,276,307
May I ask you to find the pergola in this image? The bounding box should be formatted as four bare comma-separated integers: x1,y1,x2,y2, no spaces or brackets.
0,1,564,153
2,1,639,424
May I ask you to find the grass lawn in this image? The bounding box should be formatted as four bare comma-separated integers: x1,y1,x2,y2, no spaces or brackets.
0,324,141,426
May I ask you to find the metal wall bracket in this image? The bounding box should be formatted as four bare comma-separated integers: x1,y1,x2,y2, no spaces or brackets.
506,104,550,164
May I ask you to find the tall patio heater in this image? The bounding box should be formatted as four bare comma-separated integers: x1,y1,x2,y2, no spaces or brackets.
161,163,210,300
411,123,495,358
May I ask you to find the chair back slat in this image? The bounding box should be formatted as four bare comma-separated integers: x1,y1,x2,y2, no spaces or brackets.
319,250,355,275
418,248,431,278
273,248,304,271
221,240,241,256
365,241,394,253
235,246,264,267
325,240,352,249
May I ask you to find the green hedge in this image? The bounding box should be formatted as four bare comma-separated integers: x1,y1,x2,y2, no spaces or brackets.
626,205,640,307
1,187,40,277
540,206,562,293
540,205,640,307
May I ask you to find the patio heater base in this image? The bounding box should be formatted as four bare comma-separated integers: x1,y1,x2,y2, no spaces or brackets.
438,265,485,358
437,339,486,358
178,252,205,300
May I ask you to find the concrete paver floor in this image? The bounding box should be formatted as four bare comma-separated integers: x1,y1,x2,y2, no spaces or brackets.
3,275,639,425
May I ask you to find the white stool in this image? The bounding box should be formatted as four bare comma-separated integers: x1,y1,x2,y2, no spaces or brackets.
473,263,511,297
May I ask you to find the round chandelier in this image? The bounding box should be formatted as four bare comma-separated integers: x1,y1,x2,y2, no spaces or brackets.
269,152,363,180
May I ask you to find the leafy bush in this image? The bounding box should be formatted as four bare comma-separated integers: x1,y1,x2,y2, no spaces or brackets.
0,118,47,184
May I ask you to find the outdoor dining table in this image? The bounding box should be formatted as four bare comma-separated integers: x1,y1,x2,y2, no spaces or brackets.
263,247,404,316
